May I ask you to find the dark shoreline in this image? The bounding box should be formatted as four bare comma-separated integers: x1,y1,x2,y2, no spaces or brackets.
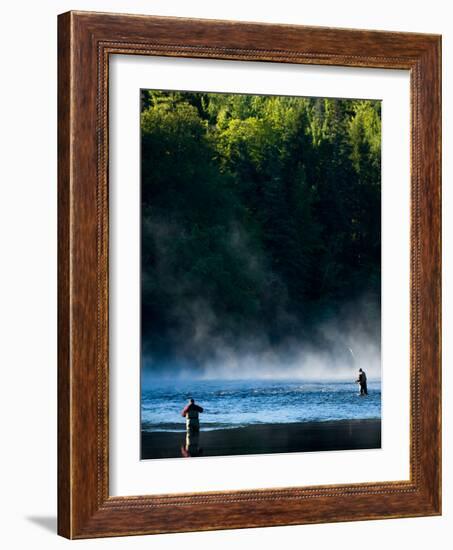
141,418,381,460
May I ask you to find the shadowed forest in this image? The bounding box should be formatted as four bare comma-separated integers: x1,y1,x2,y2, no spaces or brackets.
140,90,381,378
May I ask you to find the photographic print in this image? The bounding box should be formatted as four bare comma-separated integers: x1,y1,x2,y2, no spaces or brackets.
140,89,382,460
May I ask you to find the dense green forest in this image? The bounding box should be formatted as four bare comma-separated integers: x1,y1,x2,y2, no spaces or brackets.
140,90,381,374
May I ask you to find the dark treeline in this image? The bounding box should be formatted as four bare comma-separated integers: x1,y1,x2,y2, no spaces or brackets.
140,90,381,373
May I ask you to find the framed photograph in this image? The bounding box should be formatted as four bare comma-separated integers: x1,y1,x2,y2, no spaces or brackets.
58,11,441,539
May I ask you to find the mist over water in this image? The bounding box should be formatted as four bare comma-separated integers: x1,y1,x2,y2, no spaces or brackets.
141,295,381,383
141,300,382,435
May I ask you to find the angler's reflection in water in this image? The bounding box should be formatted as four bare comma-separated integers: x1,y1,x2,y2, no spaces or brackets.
180,429,203,457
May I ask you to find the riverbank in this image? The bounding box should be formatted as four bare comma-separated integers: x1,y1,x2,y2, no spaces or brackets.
141,418,381,459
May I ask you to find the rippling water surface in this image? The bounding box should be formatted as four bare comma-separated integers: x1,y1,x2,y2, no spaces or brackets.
141,379,381,432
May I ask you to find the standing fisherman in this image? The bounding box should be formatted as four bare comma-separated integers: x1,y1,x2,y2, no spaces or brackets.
356,368,368,396
181,398,204,432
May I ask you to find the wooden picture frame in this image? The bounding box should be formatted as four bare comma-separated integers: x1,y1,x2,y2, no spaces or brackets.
58,10,441,539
